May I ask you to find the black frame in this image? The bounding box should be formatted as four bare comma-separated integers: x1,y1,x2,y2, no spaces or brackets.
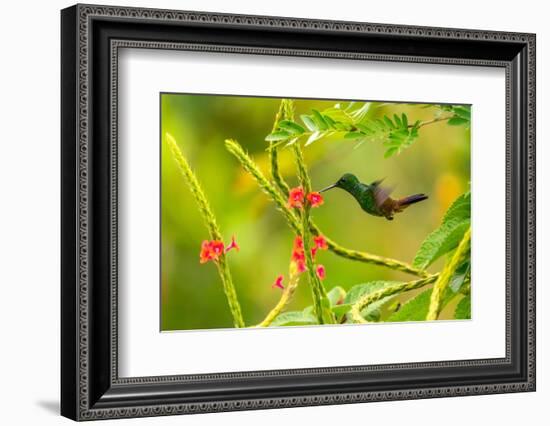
61,4,536,421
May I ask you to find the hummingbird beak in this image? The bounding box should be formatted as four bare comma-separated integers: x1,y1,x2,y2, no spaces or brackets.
319,183,338,193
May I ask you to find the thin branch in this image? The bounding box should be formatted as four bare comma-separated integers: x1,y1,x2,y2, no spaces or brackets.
293,141,331,323
350,274,439,324
312,224,430,278
166,133,245,328
414,114,454,128
426,227,471,320
225,138,428,278
268,100,291,196
225,139,300,234
256,273,300,327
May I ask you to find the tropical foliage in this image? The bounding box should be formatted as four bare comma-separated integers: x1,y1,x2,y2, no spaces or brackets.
165,98,471,328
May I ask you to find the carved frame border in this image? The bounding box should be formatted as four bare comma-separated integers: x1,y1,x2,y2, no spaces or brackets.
61,3,535,421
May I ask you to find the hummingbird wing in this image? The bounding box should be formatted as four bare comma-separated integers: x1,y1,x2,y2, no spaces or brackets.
372,181,395,208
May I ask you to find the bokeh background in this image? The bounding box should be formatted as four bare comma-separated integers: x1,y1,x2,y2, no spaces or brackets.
161,94,470,331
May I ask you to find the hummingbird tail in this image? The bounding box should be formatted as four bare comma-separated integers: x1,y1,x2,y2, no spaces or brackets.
396,193,428,209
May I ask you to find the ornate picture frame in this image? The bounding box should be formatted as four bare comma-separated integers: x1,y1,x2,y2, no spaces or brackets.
61,4,535,421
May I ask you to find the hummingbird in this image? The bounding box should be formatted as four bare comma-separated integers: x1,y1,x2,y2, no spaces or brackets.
319,173,428,221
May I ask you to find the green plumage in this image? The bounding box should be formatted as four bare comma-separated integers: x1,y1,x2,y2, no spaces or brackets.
320,173,428,221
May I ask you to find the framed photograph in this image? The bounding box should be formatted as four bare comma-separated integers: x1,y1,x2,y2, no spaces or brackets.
61,4,536,421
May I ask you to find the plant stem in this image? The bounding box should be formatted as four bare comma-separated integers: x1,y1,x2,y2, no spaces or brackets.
256,273,300,327
312,224,430,277
166,133,245,328
225,139,300,234
284,97,332,323
350,274,439,324
412,114,454,129
291,138,334,324
268,100,290,196
426,227,471,320
300,203,326,324
225,138,428,278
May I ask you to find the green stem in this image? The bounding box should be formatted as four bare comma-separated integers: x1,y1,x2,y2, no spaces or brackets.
300,205,326,324
269,100,290,197
256,273,300,327
225,138,428,278
286,98,331,323
166,133,245,328
291,139,334,324
313,225,430,278
350,274,439,324
415,114,454,128
225,139,300,234
426,227,471,320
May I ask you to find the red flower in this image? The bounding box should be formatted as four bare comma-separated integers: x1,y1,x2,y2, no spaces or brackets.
292,249,305,263
199,241,211,264
311,235,328,258
272,274,284,290
210,240,225,257
199,240,225,264
293,236,304,251
311,246,318,258
288,187,305,208
306,192,324,208
225,235,240,253
290,236,307,274
296,260,307,274
316,264,326,280
313,235,328,251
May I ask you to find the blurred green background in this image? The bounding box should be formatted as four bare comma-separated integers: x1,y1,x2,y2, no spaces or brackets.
161,94,470,331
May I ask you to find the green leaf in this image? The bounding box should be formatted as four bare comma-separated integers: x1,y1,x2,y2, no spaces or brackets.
449,259,470,293
454,295,471,320
333,122,350,131
387,288,432,322
269,311,317,327
344,131,364,139
384,147,399,158
305,131,322,146
311,109,329,130
447,117,469,126
413,192,471,269
452,106,471,120
387,287,458,322
301,115,318,131
284,137,299,147
345,281,400,322
355,123,373,134
383,115,395,129
322,107,354,125
322,114,338,129
401,113,409,128
320,296,335,324
278,120,305,135
349,102,372,121
327,286,346,306
443,191,471,223
393,114,402,127
331,304,352,317
265,130,292,141
413,218,470,269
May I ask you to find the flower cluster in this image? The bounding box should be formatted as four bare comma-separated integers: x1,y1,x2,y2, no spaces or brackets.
199,235,239,264
271,235,328,290
287,187,324,209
